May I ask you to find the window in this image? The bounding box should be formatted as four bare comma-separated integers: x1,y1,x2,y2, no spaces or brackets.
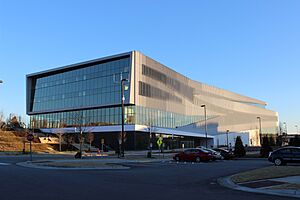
279,149,291,153
292,148,300,153
30,57,130,112
184,150,193,154
142,64,194,101
138,81,182,103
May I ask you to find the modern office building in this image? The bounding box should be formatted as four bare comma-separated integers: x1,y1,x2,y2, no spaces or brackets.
26,51,279,150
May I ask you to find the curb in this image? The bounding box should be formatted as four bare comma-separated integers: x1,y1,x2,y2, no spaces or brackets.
15,158,171,170
217,176,300,199
16,161,130,171
232,158,266,161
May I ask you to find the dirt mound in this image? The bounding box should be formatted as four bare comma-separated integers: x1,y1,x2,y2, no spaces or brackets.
0,131,57,153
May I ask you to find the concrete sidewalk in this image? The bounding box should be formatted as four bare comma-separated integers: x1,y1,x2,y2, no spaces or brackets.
219,175,300,199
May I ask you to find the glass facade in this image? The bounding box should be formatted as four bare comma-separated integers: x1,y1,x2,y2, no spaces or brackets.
26,50,278,146
28,54,208,130
135,106,205,128
29,57,130,112
30,105,206,129
30,106,134,128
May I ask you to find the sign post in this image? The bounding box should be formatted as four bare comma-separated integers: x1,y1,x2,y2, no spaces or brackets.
101,138,105,152
157,137,163,149
27,133,34,161
157,137,163,157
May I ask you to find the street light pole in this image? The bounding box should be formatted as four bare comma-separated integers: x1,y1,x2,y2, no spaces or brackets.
226,130,229,150
120,78,128,158
257,117,262,146
295,125,298,134
79,127,83,159
283,122,288,146
283,122,288,134
74,126,83,159
59,132,62,152
201,105,208,148
147,124,152,158
22,125,27,154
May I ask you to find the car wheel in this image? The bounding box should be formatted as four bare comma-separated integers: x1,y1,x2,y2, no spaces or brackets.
274,158,283,166
195,157,201,163
174,156,180,162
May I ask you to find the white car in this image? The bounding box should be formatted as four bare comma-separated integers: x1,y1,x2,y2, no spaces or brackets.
196,146,224,160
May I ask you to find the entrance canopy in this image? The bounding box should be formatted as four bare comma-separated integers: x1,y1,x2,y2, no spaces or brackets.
40,124,214,139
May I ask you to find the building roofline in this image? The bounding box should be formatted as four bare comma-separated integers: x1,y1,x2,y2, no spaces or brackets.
26,51,133,78
135,50,267,106
26,50,266,105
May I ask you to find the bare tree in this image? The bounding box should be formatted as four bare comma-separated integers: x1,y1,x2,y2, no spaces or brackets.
17,127,29,154
86,131,94,152
65,134,75,149
145,119,158,157
72,111,93,158
0,111,5,130
6,114,21,129
54,127,65,152
0,111,5,123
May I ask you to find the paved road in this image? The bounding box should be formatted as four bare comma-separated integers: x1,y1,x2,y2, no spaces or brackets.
0,156,295,200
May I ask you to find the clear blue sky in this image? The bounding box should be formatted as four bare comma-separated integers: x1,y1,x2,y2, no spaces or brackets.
0,0,299,133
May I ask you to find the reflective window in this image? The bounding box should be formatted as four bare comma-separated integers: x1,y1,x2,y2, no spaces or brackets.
30,105,209,129
30,57,130,112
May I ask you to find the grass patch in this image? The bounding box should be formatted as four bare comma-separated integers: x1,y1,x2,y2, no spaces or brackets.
268,183,300,190
36,161,121,168
231,166,300,183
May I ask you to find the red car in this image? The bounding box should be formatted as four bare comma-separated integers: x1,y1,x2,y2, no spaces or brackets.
173,148,214,162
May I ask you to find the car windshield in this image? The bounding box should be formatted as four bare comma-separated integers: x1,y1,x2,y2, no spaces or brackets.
184,149,196,153
200,149,210,153
217,148,229,153
203,148,216,153
197,146,212,151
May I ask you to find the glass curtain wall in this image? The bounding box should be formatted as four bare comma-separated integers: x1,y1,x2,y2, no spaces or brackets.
30,105,206,129
30,57,130,112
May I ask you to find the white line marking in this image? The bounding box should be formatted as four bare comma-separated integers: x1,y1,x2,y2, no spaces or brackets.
0,162,11,166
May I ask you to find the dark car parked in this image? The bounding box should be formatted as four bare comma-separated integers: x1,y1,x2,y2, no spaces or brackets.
213,148,235,160
173,148,214,162
268,146,300,166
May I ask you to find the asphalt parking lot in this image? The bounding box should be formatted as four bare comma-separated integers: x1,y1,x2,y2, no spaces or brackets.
0,156,295,200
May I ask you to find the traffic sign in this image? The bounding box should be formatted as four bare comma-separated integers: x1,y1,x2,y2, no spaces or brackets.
157,137,163,147
27,133,34,161
27,133,34,141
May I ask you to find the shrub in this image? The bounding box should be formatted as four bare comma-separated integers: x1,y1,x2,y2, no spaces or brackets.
268,136,276,146
260,136,273,157
289,135,300,147
234,136,246,157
